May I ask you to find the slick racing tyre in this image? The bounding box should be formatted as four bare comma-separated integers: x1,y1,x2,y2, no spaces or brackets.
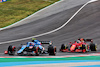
61,44,65,50
8,45,16,55
90,43,97,51
48,45,56,55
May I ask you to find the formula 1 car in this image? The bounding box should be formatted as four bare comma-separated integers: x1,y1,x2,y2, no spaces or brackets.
4,40,56,56
60,38,97,53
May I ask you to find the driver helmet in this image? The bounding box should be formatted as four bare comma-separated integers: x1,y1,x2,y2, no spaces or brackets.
80,38,84,42
32,38,36,42
29,43,32,45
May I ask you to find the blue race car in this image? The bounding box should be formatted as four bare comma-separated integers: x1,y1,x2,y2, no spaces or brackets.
5,39,56,56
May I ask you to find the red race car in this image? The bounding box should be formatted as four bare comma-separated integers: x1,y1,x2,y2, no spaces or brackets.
60,38,97,53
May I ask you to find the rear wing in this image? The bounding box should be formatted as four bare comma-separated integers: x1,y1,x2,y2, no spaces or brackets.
84,39,93,42
40,41,52,45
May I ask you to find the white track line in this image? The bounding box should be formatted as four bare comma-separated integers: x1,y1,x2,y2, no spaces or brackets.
0,53,100,58
0,0,98,44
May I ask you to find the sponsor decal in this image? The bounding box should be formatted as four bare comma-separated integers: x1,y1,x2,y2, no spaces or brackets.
0,0,7,2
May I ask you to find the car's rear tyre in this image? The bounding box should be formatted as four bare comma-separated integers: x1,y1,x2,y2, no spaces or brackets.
61,44,65,50
90,43,97,51
48,45,56,55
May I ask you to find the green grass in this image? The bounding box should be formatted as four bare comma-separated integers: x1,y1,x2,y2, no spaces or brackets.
0,0,59,28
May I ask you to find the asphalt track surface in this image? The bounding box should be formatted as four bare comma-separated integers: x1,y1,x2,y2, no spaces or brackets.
0,0,100,56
